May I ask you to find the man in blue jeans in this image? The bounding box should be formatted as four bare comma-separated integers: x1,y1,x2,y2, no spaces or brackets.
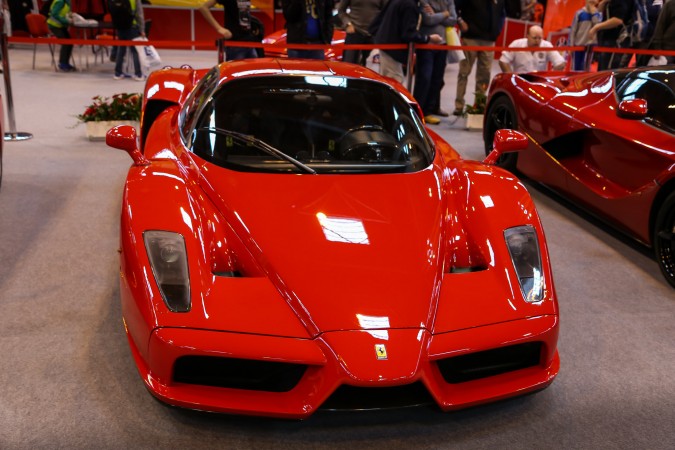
282,0,334,59
113,0,146,80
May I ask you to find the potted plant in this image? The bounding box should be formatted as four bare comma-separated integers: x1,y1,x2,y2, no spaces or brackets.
463,88,487,131
78,93,142,141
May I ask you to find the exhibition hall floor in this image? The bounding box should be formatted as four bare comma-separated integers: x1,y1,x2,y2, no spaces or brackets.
1,46,674,449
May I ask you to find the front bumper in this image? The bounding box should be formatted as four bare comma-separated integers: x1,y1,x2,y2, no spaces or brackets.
126,315,559,419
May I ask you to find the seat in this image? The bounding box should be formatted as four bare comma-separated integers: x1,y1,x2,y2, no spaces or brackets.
25,13,56,70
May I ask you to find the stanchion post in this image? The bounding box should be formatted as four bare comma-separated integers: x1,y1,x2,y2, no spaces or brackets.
1,11,33,141
584,44,594,71
406,42,415,92
216,38,225,64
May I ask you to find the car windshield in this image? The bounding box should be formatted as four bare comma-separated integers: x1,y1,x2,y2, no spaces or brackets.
187,75,433,174
614,67,675,134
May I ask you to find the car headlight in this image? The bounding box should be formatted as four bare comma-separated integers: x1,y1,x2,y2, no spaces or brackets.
144,230,191,312
504,226,544,303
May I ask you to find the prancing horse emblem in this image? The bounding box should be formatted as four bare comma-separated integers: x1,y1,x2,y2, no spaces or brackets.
375,344,388,360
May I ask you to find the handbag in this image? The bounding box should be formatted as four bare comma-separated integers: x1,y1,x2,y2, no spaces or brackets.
133,37,162,72
445,26,464,64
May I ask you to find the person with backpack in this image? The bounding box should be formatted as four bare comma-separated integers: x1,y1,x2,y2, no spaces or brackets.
46,0,76,72
587,0,635,70
110,0,146,80
199,0,260,60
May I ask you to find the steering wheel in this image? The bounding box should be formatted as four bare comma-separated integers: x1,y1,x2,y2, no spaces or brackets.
338,125,399,161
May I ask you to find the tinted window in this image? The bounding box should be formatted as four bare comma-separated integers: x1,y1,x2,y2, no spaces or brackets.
188,76,433,174
615,68,675,133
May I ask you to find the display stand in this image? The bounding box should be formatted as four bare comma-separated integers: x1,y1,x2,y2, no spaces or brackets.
1,11,33,142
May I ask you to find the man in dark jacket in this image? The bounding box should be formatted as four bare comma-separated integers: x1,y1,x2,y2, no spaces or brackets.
282,0,334,59
588,0,634,70
370,0,443,83
651,0,675,64
453,0,506,115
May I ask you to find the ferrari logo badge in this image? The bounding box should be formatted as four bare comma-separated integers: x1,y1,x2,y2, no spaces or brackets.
375,344,388,360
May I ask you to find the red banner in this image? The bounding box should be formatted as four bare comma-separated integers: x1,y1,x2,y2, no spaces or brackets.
543,0,586,35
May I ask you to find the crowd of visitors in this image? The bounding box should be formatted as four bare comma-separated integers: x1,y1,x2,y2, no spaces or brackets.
30,0,675,118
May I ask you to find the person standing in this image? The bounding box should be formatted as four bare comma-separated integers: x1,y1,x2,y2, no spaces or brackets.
199,0,260,61
47,0,76,72
282,0,334,59
587,0,634,70
370,0,443,83
453,0,506,116
111,0,146,80
336,0,387,65
569,0,602,70
413,0,457,124
520,0,537,20
499,25,566,72
634,0,664,67
651,0,675,64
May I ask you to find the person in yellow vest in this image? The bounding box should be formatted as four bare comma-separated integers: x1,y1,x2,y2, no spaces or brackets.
113,0,146,81
47,0,76,72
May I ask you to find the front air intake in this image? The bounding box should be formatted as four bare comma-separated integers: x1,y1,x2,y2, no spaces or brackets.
437,342,542,384
320,382,435,411
173,356,307,392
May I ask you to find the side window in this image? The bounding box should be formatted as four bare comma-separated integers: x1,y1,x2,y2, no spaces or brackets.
617,76,675,133
180,67,220,146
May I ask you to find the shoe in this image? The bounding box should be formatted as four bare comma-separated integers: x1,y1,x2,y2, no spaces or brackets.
58,63,77,72
433,108,450,117
424,115,441,125
452,108,464,116
113,73,132,80
133,75,147,81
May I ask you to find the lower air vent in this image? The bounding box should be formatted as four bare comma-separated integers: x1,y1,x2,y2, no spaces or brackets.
321,382,435,411
437,342,542,384
173,356,307,392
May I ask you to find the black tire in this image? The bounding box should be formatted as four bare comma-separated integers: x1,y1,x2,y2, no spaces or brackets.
484,95,519,171
654,192,675,288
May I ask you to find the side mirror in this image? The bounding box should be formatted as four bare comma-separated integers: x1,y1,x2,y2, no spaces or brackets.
617,98,648,119
106,125,149,166
483,129,528,165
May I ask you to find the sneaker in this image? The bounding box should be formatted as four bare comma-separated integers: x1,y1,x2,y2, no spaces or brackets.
58,63,77,72
133,75,147,81
432,108,450,117
452,108,464,116
424,115,441,125
113,73,132,80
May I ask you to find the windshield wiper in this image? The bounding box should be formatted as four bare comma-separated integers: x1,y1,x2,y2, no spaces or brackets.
196,127,316,174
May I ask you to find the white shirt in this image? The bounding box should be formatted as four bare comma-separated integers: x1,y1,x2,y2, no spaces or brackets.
499,38,566,73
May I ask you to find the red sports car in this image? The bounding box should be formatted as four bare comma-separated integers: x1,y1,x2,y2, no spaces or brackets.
106,59,559,418
484,66,675,288
261,29,346,60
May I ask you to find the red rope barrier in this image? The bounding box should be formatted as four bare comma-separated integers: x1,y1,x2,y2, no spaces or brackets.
9,36,675,58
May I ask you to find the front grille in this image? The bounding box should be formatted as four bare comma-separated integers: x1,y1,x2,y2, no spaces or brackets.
437,342,542,384
173,356,307,392
320,382,435,411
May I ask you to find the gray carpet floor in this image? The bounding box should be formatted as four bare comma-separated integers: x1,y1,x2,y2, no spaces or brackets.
1,44,674,449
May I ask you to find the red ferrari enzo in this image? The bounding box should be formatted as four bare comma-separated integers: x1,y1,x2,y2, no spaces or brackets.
484,66,675,288
107,59,559,418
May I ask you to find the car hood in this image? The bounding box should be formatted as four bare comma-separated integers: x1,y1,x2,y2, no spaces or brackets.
198,165,445,335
